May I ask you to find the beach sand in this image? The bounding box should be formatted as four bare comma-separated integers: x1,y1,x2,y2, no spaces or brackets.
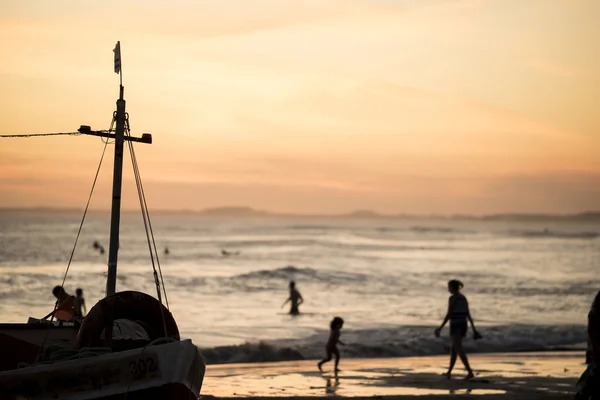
201,351,585,399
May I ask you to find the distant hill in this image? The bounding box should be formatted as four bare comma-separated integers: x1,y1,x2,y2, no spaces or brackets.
2,206,599,221
190,208,600,221
571,212,600,220
476,212,600,222
342,210,385,219
196,206,271,217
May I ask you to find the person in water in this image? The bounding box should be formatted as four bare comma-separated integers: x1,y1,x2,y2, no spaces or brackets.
93,240,105,254
318,317,345,373
73,288,87,318
48,286,75,321
575,290,600,399
282,280,303,315
434,279,481,380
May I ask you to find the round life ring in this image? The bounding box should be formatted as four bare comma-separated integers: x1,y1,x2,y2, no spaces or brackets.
76,291,179,349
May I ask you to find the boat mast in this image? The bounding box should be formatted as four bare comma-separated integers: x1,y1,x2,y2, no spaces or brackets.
106,84,126,297
77,42,152,296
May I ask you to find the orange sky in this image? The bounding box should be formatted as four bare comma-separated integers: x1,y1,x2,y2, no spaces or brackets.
1,0,599,214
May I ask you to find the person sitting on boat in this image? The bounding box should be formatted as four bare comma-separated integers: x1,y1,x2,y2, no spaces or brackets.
46,286,76,321
73,287,87,318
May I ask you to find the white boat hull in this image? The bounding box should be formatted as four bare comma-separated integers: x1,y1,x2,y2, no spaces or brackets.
0,339,205,400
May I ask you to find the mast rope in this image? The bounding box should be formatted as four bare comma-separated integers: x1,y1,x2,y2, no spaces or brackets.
0,132,81,138
38,132,111,357
124,113,170,338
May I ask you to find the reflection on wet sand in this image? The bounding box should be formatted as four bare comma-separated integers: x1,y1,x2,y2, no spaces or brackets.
325,377,338,396
203,351,582,398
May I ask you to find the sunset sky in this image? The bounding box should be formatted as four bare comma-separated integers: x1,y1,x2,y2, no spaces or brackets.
1,0,598,214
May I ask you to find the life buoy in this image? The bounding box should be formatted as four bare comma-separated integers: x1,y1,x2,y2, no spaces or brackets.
76,291,179,349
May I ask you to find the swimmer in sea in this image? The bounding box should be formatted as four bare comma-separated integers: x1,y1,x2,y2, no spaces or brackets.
282,280,303,315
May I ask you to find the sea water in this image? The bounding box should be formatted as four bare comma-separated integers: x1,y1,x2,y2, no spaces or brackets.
0,209,598,363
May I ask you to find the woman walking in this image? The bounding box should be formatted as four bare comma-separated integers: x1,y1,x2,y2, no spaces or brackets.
435,279,481,380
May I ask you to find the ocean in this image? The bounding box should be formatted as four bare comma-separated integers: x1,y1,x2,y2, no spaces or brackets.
0,209,598,364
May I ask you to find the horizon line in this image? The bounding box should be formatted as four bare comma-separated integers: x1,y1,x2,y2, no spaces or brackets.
1,206,599,220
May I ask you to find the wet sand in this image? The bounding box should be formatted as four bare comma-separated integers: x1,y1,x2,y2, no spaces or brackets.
202,351,584,399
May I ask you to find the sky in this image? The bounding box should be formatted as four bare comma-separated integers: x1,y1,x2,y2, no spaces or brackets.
0,0,599,215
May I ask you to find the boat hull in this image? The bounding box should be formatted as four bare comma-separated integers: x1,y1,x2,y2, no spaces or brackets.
0,322,79,372
0,339,205,400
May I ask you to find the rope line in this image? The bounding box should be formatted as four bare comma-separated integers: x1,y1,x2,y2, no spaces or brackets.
124,114,170,340
131,140,170,308
0,132,81,138
38,137,110,357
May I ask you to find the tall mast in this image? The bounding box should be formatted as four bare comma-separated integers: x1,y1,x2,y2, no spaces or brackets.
76,42,152,297
106,84,126,297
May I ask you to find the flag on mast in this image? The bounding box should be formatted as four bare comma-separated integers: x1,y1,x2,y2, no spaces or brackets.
113,41,121,74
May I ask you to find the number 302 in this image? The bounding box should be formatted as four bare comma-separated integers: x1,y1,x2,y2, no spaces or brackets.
129,358,157,375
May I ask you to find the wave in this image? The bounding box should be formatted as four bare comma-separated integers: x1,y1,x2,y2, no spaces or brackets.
408,226,598,239
287,225,339,231
156,266,372,294
511,230,598,239
235,265,317,280
410,226,475,235
232,265,368,284
200,342,305,364
198,324,587,365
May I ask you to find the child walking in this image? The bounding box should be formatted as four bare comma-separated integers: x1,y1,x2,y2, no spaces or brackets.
73,288,87,318
318,317,345,373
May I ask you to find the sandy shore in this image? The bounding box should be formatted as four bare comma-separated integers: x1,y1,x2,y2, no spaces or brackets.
201,351,585,399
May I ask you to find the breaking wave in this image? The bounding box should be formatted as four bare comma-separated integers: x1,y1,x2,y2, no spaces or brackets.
233,266,368,284
410,226,475,235
511,230,598,239
199,324,587,364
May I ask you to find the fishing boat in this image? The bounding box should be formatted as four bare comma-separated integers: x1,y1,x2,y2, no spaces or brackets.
0,42,206,399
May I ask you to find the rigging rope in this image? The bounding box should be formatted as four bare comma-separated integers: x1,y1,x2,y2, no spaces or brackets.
124,114,170,339
38,132,110,358
11,114,174,349
130,141,170,309
0,132,80,138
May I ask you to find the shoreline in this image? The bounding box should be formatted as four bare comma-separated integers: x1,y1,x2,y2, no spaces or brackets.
197,341,588,365
202,351,585,399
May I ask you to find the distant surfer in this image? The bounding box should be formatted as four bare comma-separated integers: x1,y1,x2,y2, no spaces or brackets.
221,249,240,257
93,240,105,254
164,246,170,255
434,279,481,380
318,317,345,374
282,280,303,315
